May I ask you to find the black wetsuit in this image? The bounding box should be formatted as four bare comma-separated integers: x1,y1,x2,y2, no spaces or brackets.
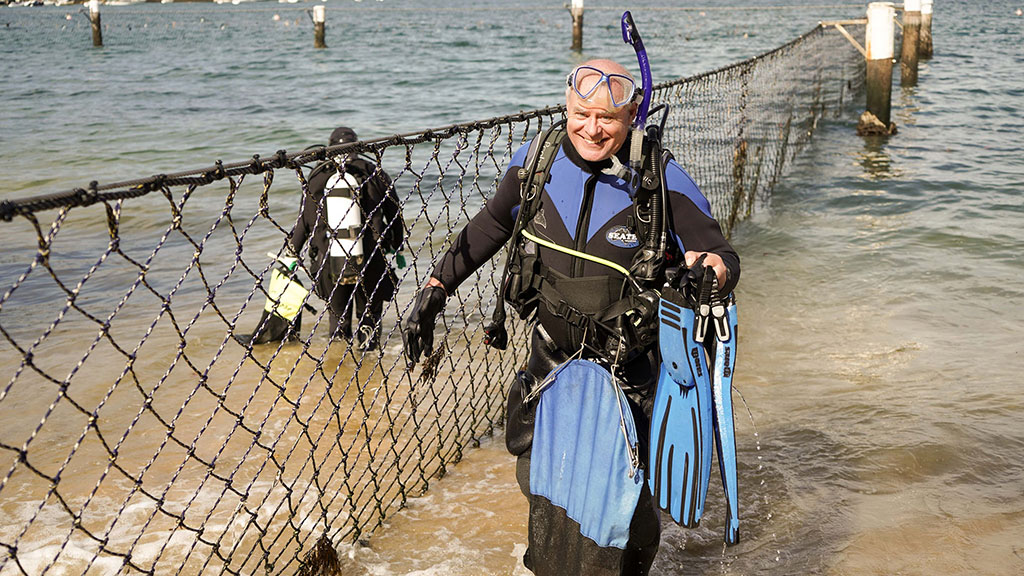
432,135,739,576
290,156,404,342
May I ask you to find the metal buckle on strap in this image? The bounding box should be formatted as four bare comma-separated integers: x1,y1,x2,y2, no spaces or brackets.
330,226,362,240
554,300,589,328
328,186,357,199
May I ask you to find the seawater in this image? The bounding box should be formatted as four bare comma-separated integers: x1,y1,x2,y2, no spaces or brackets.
1,0,864,196
2,1,1023,575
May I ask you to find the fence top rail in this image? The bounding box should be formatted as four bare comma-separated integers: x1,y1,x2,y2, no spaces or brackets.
0,104,565,222
656,23,831,89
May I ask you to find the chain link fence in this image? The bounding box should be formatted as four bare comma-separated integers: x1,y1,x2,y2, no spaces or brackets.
0,23,863,575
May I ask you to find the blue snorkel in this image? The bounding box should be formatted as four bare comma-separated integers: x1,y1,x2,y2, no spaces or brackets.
621,11,652,129
621,11,654,197
620,11,667,285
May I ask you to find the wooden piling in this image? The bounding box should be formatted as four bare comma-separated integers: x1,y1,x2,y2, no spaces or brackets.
89,0,102,48
919,0,933,58
570,0,583,52
900,0,921,86
313,5,326,49
861,2,896,134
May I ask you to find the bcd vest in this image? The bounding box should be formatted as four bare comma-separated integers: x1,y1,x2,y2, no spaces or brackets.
486,121,678,364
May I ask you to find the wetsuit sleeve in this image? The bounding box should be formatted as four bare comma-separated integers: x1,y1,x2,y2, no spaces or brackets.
356,159,398,252
374,167,405,252
290,166,327,255
430,158,526,293
664,161,741,294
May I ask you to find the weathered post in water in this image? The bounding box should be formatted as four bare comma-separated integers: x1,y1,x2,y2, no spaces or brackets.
570,0,584,51
900,0,921,86
919,0,934,58
88,0,102,48
859,2,897,135
313,5,326,49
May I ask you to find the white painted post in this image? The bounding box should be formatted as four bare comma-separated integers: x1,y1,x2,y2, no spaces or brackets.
570,0,584,51
313,5,326,49
862,2,896,132
920,0,933,58
89,0,102,47
901,0,922,85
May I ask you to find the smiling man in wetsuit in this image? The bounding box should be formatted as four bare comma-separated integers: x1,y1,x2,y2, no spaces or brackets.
402,60,739,576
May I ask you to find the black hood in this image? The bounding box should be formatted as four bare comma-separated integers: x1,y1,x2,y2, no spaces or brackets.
328,126,358,146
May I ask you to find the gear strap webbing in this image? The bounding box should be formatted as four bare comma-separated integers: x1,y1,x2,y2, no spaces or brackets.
521,229,638,289
490,121,567,328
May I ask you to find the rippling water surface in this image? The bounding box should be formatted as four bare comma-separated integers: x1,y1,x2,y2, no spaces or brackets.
2,1,1023,575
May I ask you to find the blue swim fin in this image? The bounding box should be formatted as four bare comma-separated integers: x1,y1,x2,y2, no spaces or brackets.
530,359,644,549
711,295,740,545
649,285,713,527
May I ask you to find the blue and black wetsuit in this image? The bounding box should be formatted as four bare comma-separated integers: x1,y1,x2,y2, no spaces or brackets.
431,135,739,576
433,133,739,379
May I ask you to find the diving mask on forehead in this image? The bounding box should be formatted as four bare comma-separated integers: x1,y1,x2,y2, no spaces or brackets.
567,65,639,108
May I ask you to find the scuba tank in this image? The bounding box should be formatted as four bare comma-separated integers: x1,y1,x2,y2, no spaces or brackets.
323,167,365,282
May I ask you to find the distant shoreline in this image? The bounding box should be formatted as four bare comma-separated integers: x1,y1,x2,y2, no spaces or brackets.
3,0,264,6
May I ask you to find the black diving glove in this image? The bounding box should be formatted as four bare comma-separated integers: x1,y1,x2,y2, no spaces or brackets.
402,285,447,368
483,321,508,350
675,253,708,303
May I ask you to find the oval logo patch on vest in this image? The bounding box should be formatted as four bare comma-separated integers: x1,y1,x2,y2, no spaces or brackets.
606,225,640,248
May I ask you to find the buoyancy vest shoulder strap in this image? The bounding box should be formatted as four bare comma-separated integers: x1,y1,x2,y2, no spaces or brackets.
489,122,567,321
482,121,567,350
518,121,567,213
307,154,372,189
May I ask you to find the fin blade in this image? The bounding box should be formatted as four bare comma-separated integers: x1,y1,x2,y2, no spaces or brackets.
650,292,713,527
712,300,740,545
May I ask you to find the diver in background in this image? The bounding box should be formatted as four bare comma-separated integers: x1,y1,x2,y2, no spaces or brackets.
290,126,405,351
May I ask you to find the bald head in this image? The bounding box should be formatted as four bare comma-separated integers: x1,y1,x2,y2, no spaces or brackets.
565,59,638,162
580,59,633,79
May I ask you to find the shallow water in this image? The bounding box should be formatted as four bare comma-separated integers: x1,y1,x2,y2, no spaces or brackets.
333,3,1024,575
3,1,1024,575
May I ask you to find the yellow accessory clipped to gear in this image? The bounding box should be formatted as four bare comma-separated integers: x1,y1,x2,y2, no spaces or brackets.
264,253,309,321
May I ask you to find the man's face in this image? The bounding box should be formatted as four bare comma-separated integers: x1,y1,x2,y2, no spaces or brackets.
565,66,637,163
